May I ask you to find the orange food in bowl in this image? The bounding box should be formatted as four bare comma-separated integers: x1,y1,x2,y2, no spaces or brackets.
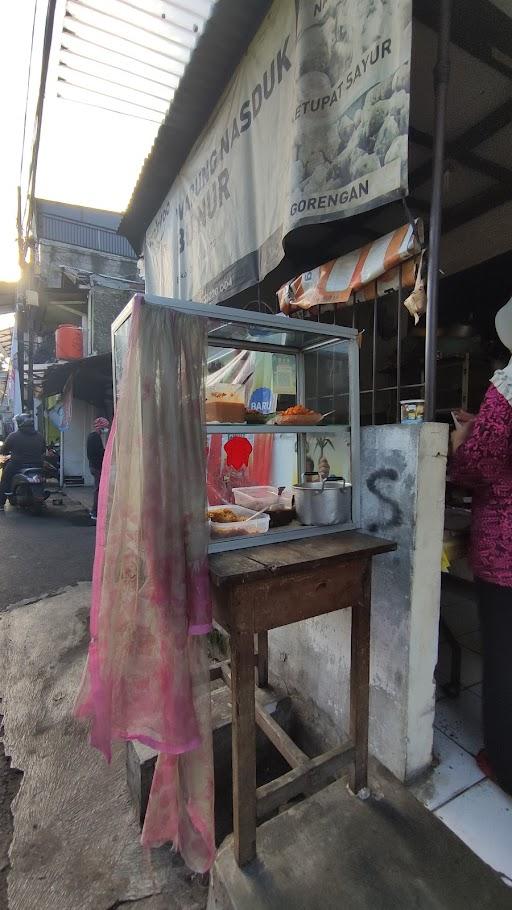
282,405,316,416
208,508,242,523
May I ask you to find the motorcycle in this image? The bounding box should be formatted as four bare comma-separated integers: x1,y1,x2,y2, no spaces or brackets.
7,465,52,515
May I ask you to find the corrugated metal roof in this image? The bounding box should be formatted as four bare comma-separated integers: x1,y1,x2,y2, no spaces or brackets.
57,0,217,122
37,211,137,257
36,198,137,257
118,0,274,252
37,199,122,229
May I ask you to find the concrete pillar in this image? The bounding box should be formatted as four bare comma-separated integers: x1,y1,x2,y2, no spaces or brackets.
269,422,448,781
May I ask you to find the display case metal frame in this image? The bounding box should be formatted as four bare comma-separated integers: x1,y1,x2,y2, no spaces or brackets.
112,294,361,552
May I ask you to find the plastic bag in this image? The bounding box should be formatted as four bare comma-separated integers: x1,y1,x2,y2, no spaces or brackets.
403,251,426,325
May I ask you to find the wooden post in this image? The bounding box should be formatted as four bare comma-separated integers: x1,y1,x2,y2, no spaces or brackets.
350,562,372,794
230,626,257,865
257,631,269,688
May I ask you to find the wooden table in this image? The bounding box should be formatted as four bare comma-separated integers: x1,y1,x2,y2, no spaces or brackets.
209,531,396,866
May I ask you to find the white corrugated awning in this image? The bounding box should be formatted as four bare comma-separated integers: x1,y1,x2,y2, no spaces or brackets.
57,0,216,123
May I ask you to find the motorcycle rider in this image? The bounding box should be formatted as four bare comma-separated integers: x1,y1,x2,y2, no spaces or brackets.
0,414,46,510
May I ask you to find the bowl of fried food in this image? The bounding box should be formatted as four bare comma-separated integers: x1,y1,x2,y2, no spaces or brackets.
275,405,321,426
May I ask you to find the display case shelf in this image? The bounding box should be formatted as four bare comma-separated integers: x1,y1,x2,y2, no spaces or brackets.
208,520,355,553
206,424,349,435
112,294,361,552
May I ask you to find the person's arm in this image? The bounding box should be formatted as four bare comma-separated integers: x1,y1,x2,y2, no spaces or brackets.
450,385,512,486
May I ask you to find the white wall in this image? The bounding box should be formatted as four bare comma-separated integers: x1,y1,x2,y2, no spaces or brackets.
62,399,94,484
269,422,448,781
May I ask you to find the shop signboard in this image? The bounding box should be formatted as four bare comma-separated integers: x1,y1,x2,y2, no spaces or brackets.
145,0,412,304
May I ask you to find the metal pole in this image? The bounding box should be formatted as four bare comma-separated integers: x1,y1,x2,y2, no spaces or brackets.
396,266,403,423
27,305,34,416
17,304,25,413
371,283,378,425
424,0,452,421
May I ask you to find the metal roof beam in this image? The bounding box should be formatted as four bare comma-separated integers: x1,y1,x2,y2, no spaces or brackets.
161,0,213,19
415,0,512,79
455,100,512,152
61,27,182,83
58,62,173,106
444,184,512,233
410,127,512,188
67,0,192,61
97,0,205,42
57,91,161,123
409,147,512,194
409,100,512,189
57,79,164,117
64,13,187,75
59,43,180,92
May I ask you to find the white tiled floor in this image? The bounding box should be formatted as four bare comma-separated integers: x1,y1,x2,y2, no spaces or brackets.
410,729,484,811
435,779,512,883
410,591,512,887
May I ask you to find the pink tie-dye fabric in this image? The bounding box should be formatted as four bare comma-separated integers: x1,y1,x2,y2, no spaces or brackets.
449,378,512,588
75,295,215,872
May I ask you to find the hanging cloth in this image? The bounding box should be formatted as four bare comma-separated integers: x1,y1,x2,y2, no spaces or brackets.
75,295,215,872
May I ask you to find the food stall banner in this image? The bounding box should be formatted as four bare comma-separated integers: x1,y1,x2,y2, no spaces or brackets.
278,220,422,313
145,0,413,305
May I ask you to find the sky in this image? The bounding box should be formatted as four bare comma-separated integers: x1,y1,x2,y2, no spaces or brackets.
0,0,163,284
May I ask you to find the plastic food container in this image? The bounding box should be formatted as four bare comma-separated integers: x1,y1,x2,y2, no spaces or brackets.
206,383,246,423
400,399,424,424
208,503,270,539
233,486,293,512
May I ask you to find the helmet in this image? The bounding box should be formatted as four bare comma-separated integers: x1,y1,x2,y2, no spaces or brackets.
15,413,34,429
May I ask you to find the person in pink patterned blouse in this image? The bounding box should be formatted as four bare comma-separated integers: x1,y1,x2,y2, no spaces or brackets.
449,297,512,795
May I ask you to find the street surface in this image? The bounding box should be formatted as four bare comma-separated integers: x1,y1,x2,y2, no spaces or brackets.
0,498,95,611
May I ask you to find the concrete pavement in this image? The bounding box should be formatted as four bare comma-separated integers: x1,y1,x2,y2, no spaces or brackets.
0,585,208,910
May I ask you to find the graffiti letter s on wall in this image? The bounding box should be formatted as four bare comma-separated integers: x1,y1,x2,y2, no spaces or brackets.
366,468,403,534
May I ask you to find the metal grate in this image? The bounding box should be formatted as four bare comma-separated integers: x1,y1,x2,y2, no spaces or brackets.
37,212,137,257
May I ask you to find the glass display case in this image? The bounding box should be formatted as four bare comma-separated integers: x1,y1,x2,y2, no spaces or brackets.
112,295,360,552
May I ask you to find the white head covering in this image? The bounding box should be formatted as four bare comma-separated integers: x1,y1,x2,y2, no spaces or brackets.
495,297,512,354
491,297,512,402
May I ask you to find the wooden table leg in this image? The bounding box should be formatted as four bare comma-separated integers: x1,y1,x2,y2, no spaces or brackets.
257,631,269,688
231,628,257,865
350,564,371,795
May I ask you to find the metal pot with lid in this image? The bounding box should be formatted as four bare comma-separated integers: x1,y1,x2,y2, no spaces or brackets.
292,476,352,527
